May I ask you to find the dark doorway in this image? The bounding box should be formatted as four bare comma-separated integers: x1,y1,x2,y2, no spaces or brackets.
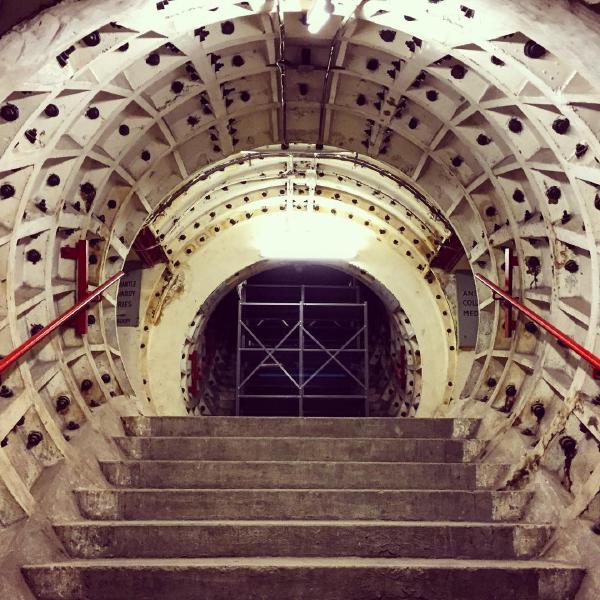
236,266,368,416
191,264,399,417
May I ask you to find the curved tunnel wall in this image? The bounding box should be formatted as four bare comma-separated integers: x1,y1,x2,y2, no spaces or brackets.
0,0,599,594
181,261,424,418
141,209,456,416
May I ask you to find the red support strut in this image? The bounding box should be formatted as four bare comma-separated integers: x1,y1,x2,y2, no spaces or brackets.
60,239,89,336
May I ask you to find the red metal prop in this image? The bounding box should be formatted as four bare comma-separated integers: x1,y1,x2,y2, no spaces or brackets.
476,273,600,378
0,271,124,375
60,239,89,335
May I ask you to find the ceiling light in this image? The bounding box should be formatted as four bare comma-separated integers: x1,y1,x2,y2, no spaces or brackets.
307,0,333,34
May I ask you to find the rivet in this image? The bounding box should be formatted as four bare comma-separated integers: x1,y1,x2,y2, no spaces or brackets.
0,183,15,199
86,106,100,119
26,431,43,449
450,65,466,79
221,21,235,35
546,186,561,203
146,53,160,66
525,321,538,334
379,30,396,42
531,402,545,421
552,117,570,135
564,259,578,273
47,173,60,187
508,118,523,133
26,249,42,264
44,104,59,117
366,58,379,71
524,40,546,59
82,31,101,47
559,435,577,457
575,143,588,158
512,189,525,203
56,395,70,413
0,385,14,398
0,103,19,122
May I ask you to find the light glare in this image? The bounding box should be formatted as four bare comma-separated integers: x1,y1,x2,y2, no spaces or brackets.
307,0,330,34
258,212,362,261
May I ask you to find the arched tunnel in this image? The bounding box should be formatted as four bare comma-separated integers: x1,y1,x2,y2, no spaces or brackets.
0,1,599,598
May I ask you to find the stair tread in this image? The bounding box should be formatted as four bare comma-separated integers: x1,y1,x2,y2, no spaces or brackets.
76,487,520,493
123,417,477,423
55,519,551,527
23,415,584,599
102,460,487,466
23,557,582,569
115,436,483,441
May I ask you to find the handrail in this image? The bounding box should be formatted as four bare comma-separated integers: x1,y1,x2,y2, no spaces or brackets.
0,271,125,375
475,273,600,375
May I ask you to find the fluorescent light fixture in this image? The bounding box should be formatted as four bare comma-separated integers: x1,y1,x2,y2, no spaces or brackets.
307,0,333,34
258,212,363,261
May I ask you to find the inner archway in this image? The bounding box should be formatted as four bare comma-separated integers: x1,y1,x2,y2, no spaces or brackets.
187,263,416,417
141,208,457,418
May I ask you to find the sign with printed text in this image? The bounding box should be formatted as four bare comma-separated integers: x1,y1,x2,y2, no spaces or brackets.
455,270,478,348
117,262,142,327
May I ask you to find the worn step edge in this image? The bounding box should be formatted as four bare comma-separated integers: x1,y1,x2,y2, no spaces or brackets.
114,437,488,463
21,558,585,600
122,416,481,439
54,520,554,560
100,460,510,490
74,489,532,522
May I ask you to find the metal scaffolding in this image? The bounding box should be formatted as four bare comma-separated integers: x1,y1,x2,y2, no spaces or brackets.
236,281,369,416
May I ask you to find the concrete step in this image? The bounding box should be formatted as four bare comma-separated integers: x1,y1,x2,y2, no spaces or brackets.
22,557,585,600
122,416,480,439
75,489,531,522
114,436,487,463
55,520,553,560
100,460,509,490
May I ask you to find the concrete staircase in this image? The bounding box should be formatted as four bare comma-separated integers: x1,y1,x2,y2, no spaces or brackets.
23,416,584,599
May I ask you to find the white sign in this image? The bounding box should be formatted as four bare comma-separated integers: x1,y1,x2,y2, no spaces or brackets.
455,270,478,348
117,262,142,327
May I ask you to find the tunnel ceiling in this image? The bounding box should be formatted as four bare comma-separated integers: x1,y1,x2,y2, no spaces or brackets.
0,0,599,518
